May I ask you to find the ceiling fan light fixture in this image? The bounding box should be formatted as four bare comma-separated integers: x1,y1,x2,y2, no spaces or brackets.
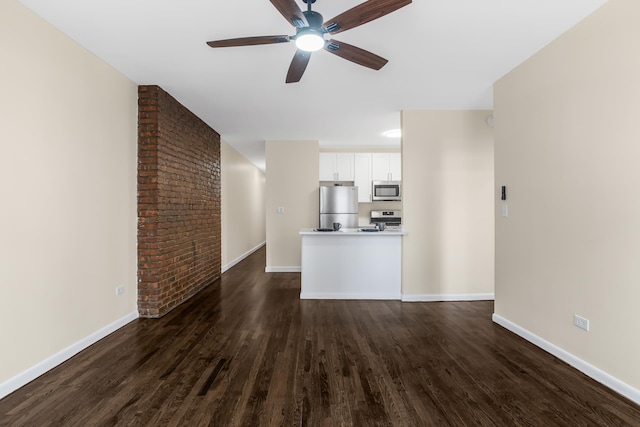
295,30,325,52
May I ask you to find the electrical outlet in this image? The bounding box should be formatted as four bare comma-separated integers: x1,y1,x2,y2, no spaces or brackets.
277,207,285,214
573,314,589,331
116,285,125,296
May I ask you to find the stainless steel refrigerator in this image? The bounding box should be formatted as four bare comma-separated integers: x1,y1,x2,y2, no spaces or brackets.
319,186,359,229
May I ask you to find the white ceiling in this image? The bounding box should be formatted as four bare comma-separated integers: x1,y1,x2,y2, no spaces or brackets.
19,0,607,170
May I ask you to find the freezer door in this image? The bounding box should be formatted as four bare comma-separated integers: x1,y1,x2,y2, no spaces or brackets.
319,186,358,214
319,213,359,229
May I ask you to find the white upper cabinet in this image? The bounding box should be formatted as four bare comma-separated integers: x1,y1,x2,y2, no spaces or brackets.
372,153,402,181
371,154,389,181
335,153,354,181
388,153,402,181
319,153,354,181
354,153,372,203
319,153,336,181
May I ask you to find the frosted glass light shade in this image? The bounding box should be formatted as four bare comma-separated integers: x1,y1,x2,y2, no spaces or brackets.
296,32,324,52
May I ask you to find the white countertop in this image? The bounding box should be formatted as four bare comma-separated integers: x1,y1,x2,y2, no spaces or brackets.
299,228,407,236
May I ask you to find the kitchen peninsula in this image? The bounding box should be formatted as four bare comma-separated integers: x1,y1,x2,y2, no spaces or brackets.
299,229,407,299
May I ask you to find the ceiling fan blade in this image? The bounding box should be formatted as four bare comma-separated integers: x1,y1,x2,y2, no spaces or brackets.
286,50,312,83
270,0,308,28
324,39,388,70
322,0,411,34
207,35,291,48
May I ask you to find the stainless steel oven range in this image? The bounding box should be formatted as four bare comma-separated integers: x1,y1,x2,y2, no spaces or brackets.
370,210,402,229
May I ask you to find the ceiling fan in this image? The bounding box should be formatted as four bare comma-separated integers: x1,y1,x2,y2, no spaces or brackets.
206,0,412,83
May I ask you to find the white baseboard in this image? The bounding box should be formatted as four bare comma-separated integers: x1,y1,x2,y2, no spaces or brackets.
0,310,139,400
222,241,265,273
492,313,640,406
401,293,495,302
301,292,402,300
265,266,301,273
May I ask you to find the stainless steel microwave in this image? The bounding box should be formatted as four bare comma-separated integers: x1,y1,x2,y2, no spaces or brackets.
372,181,402,201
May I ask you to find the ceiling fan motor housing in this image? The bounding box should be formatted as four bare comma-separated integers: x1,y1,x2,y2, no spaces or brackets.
303,10,324,29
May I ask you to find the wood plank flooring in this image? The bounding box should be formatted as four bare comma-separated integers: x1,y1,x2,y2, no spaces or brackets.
1,246,639,426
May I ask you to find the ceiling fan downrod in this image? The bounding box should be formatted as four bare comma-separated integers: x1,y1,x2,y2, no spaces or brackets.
301,0,323,29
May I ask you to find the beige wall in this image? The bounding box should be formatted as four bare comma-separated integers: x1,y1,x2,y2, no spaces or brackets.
221,141,266,271
265,140,319,271
494,0,640,391
0,0,137,386
402,110,494,298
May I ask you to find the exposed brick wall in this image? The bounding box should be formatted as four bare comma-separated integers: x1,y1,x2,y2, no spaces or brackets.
137,85,221,318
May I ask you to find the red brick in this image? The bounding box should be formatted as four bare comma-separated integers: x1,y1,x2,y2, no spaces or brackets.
137,85,221,318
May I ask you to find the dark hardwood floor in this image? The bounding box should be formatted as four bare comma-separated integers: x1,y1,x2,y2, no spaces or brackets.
1,246,639,426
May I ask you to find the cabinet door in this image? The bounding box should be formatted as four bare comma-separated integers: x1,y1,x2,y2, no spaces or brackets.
389,153,402,181
335,153,354,181
371,153,391,181
319,153,337,180
354,153,372,203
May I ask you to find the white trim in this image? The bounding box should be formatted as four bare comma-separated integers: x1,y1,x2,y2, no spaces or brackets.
265,266,301,273
0,310,139,400
492,313,640,406
401,293,495,302
222,241,265,273
301,292,401,300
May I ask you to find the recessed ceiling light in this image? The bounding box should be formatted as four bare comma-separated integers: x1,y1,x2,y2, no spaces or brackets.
383,129,402,138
